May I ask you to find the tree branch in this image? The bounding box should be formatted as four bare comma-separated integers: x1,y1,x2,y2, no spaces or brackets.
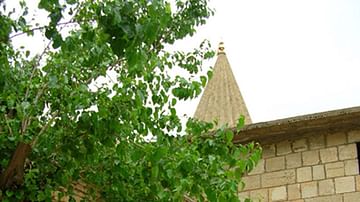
31,111,58,147
9,21,77,39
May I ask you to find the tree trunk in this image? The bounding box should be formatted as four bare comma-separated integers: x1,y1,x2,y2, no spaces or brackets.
0,142,31,189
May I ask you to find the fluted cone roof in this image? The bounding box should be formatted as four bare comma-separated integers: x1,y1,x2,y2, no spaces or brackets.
193,42,252,127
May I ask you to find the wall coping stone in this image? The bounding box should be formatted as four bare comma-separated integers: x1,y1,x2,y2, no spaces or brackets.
233,106,360,144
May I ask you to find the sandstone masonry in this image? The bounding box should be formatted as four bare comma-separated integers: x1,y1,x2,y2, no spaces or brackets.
238,129,360,201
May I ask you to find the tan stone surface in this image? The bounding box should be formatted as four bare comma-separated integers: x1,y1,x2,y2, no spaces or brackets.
327,132,347,146
261,170,296,188
266,156,285,172
242,175,261,191
338,144,357,160
308,134,325,150
263,144,276,158
312,165,325,180
288,184,301,200
325,162,345,178
335,176,355,193
302,150,320,166
319,147,338,163
270,186,287,201
277,140,292,155
286,153,302,169
348,130,360,143
344,159,359,176
249,159,265,175
250,189,268,202
238,191,249,201
193,43,252,127
297,167,312,182
356,175,360,191
318,179,334,196
301,181,318,198
293,138,308,152
304,195,342,202
343,192,360,202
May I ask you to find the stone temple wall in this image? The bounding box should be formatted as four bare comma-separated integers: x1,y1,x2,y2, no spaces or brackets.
238,129,360,202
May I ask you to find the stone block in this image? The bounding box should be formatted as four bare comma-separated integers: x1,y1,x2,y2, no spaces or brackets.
327,132,346,146
348,130,360,143
308,134,325,149
302,150,320,166
344,159,359,176
238,191,249,202
318,179,334,196
288,184,301,200
344,192,360,202
297,167,312,182
242,175,261,191
335,176,355,193
266,156,285,172
277,140,292,156
249,189,268,202
286,153,302,169
325,162,344,178
271,186,287,201
305,195,342,202
319,147,338,163
312,165,325,180
263,144,276,158
301,181,318,198
339,144,357,160
292,138,308,152
249,159,265,175
356,175,360,191
261,170,296,188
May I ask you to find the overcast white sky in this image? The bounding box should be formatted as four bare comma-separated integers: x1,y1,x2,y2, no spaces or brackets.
6,0,360,123
175,0,360,123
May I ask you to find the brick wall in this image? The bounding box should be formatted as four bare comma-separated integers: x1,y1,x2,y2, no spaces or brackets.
238,129,360,202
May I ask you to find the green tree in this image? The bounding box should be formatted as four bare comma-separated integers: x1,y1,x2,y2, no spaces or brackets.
0,0,261,201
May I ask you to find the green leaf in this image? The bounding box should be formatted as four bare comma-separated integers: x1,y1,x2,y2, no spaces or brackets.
52,33,63,49
6,190,13,197
48,75,58,88
7,136,16,142
225,130,234,143
38,0,51,10
205,188,217,202
207,70,213,80
200,75,207,87
236,115,245,132
171,98,177,106
151,147,167,163
165,2,171,14
45,27,55,39
151,165,159,179
66,0,77,5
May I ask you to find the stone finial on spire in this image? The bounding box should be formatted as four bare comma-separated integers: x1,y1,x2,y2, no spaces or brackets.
218,42,225,55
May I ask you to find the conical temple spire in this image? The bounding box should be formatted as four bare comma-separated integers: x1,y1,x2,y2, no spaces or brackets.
193,42,252,127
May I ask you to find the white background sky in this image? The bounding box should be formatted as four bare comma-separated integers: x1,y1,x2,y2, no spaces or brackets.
175,0,360,123
6,0,360,123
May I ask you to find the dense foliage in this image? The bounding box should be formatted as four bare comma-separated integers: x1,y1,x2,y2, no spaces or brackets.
0,0,261,201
